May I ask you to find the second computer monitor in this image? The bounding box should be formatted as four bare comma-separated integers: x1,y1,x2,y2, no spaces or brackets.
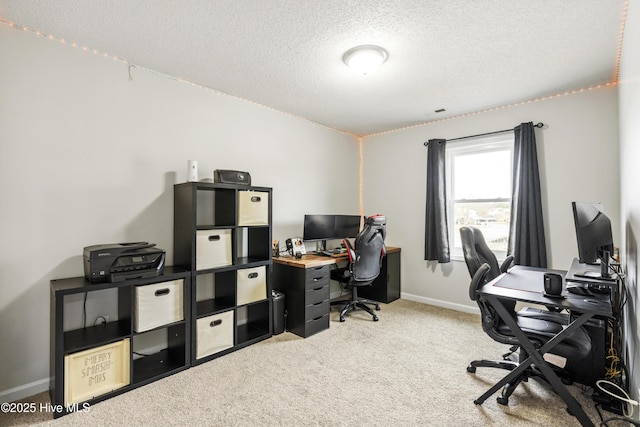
303,214,362,242
572,201,614,264
334,215,362,239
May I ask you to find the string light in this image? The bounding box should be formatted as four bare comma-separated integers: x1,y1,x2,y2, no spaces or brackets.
612,0,630,83
358,136,364,217
0,17,358,140
0,3,629,142
359,1,629,139
362,80,620,139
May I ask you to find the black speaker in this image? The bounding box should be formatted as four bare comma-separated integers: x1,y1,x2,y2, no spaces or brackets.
214,169,251,185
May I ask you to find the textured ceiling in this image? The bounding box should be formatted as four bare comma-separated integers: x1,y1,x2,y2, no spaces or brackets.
0,0,627,136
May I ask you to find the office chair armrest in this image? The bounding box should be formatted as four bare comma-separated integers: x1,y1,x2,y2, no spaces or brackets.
343,239,355,263
469,263,491,301
500,255,515,273
379,243,387,268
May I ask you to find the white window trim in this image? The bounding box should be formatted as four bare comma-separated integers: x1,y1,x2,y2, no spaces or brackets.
446,134,514,261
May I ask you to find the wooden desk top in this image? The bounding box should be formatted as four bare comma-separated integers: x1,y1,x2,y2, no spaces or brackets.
273,246,399,269
273,254,342,268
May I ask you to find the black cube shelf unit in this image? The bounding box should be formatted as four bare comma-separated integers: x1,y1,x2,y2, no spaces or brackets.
49,267,190,418
49,182,273,417
173,181,273,365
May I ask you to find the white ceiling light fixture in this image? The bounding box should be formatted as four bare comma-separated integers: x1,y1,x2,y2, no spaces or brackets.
343,45,388,75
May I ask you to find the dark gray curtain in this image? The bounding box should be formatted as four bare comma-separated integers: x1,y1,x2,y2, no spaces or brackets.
425,139,450,262
508,122,547,267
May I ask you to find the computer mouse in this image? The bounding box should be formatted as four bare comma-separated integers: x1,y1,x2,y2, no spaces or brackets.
567,286,593,296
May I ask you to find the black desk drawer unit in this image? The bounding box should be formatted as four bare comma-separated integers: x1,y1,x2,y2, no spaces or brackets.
273,263,331,338
306,298,329,319
303,313,330,337
358,248,401,303
306,281,329,304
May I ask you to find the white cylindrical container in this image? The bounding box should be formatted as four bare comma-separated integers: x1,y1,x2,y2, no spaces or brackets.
187,160,198,182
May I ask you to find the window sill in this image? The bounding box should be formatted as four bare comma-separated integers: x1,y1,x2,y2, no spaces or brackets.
450,254,465,263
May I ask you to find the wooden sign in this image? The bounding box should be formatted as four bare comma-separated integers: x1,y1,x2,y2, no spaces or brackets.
64,339,130,405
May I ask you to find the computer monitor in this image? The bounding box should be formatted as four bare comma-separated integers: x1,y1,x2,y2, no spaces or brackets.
572,201,614,278
303,215,335,242
303,214,362,251
334,215,362,239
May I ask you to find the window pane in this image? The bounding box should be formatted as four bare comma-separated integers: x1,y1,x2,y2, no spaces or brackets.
453,150,511,199
453,201,510,252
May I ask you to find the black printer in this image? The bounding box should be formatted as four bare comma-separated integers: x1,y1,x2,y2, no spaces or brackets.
83,242,165,283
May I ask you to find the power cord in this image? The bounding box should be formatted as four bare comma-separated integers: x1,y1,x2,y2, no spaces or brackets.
596,379,639,419
605,318,621,381
82,292,88,329
93,316,108,326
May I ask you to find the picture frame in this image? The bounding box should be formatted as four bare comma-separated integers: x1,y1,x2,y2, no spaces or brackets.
291,237,306,256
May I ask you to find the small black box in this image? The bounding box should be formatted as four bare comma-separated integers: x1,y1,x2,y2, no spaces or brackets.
214,169,251,185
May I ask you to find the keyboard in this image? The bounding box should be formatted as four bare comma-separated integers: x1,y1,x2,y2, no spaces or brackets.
321,248,345,256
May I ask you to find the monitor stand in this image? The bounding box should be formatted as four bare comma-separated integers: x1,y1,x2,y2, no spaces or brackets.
570,252,615,282
315,240,327,252
599,250,611,279
574,270,614,281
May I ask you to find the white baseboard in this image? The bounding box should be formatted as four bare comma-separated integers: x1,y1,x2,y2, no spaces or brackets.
1,295,477,404
0,377,49,404
400,292,480,315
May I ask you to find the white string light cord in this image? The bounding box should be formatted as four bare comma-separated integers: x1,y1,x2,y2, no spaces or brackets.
596,379,638,419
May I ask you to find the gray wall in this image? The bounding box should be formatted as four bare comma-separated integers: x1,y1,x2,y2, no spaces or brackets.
619,0,640,408
0,25,358,401
363,88,620,311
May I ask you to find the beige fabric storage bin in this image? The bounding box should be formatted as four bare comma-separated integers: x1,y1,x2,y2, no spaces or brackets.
133,280,184,332
196,310,234,359
237,191,269,226
237,266,267,305
64,339,130,405
196,229,232,270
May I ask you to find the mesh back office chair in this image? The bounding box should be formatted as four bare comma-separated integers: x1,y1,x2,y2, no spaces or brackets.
460,226,593,405
330,215,387,322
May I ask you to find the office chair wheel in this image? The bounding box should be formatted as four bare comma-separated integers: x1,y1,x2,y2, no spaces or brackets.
339,316,345,322
466,365,476,373
373,315,379,321
375,305,380,311
497,396,509,406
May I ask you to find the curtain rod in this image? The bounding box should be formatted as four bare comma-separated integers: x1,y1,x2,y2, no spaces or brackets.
423,122,544,146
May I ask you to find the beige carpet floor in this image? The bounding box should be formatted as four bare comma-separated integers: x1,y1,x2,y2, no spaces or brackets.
1,299,621,426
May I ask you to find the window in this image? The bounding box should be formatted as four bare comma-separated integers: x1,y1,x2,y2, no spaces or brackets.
446,134,513,259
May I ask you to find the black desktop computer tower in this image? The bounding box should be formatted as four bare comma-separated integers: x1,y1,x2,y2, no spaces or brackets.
566,315,606,387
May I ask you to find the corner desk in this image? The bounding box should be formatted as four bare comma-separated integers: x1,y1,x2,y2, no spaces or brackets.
477,265,612,427
272,247,400,338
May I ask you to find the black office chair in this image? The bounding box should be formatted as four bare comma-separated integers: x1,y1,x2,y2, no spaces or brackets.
461,227,593,405
460,226,514,284
330,215,387,322
460,226,567,321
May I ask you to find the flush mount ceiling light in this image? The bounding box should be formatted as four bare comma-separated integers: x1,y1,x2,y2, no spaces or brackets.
343,45,388,75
